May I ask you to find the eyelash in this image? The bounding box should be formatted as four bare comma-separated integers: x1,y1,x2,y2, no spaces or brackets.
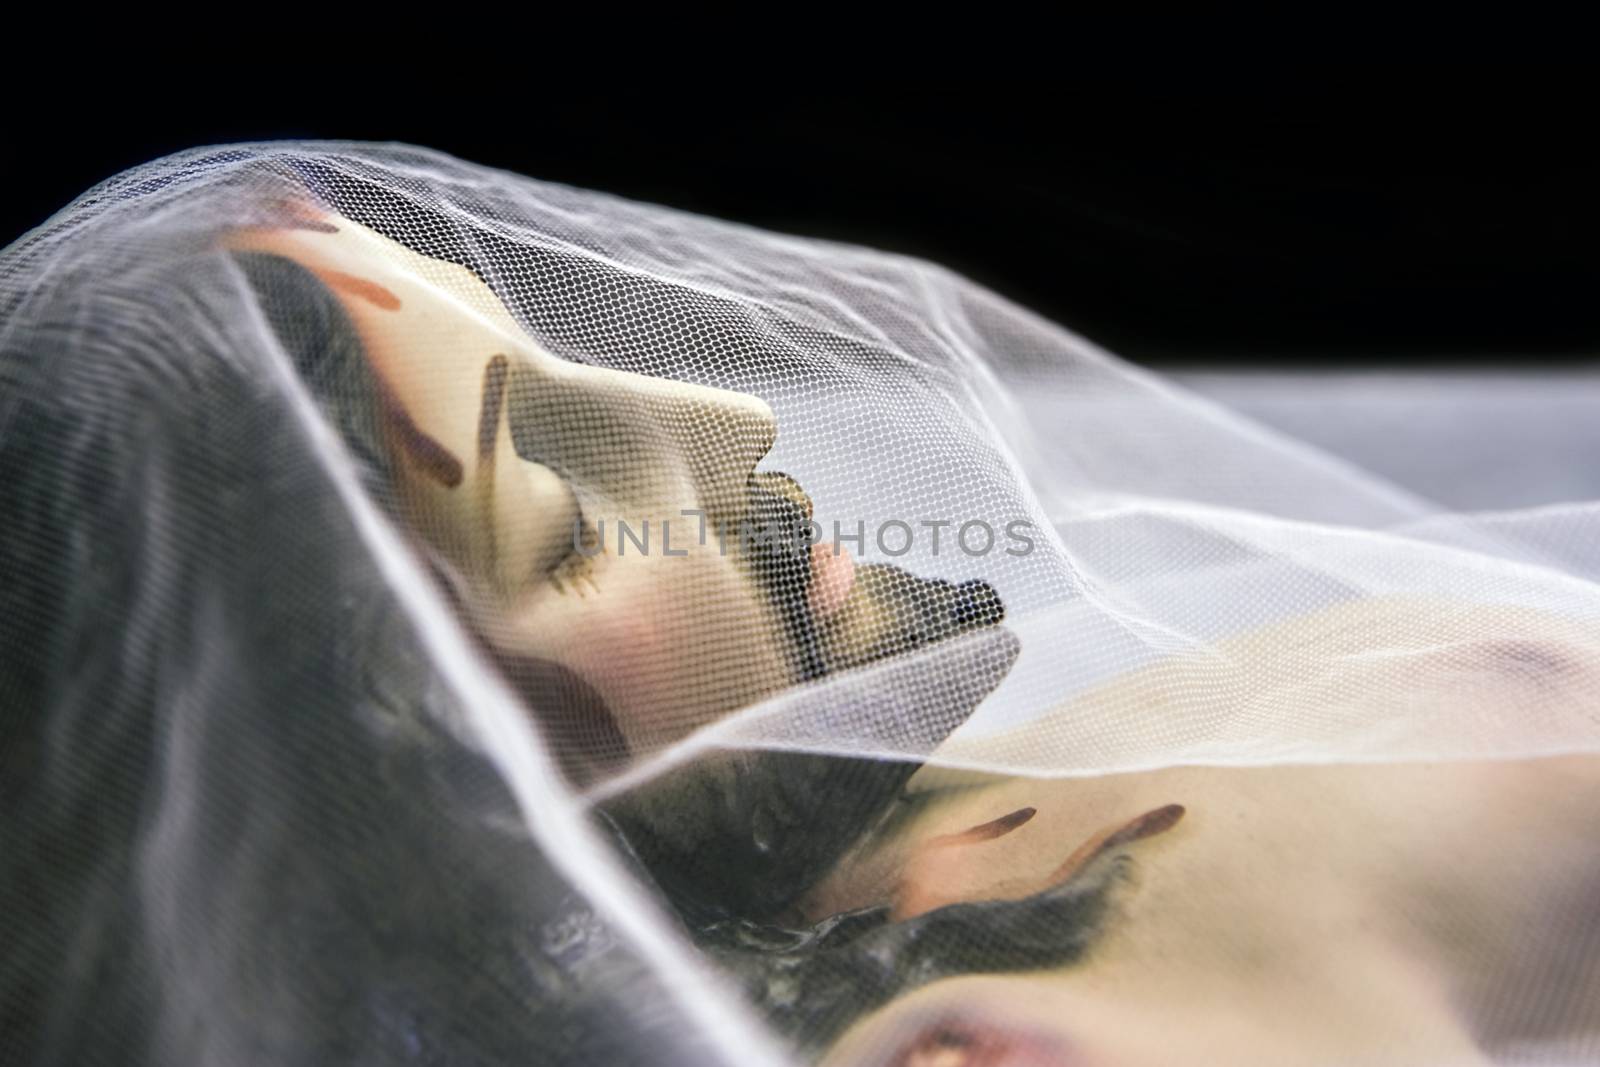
546,503,603,595
565,502,595,560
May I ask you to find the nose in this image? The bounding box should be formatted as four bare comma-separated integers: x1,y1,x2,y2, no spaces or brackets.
505,359,776,530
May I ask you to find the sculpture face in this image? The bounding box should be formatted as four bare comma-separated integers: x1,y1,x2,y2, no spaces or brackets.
228,213,808,764
224,213,1600,1064
228,212,999,773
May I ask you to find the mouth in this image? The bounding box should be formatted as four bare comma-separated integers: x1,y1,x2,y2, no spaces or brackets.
744,469,1005,686
811,539,858,620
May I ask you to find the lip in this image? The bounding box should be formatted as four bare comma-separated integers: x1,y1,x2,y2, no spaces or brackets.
811,540,857,620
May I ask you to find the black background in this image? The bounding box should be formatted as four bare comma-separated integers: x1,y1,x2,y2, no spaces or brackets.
7,66,1597,366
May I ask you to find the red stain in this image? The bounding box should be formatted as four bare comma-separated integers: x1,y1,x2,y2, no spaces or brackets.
894,802,1185,921
895,807,1038,921
322,269,402,311
1042,803,1185,888
925,807,1037,850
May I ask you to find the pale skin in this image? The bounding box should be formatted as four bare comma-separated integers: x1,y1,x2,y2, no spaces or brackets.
232,208,1600,1064
228,210,856,759
811,601,1600,1066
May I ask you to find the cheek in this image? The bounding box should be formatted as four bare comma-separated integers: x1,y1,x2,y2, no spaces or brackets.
500,553,798,756
564,596,671,709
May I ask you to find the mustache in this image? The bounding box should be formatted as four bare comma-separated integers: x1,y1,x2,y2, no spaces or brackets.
743,469,1007,683
744,470,830,682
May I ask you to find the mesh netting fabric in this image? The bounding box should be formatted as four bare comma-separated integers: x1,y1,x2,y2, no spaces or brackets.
3,142,1598,1065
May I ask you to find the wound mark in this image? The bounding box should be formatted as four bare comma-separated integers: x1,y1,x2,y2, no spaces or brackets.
323,269,402,311
895,807,1040,920
925,806,1037,850
1044,802,1185,887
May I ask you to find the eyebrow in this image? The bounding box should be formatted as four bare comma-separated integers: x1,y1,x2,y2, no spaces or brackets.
923,805,1037,849
321,268,403,312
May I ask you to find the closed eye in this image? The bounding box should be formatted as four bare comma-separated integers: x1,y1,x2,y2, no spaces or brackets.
472,352,589,593
543,498,602,596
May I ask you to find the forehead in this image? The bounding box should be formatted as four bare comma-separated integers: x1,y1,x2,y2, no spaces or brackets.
228,210,778,505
